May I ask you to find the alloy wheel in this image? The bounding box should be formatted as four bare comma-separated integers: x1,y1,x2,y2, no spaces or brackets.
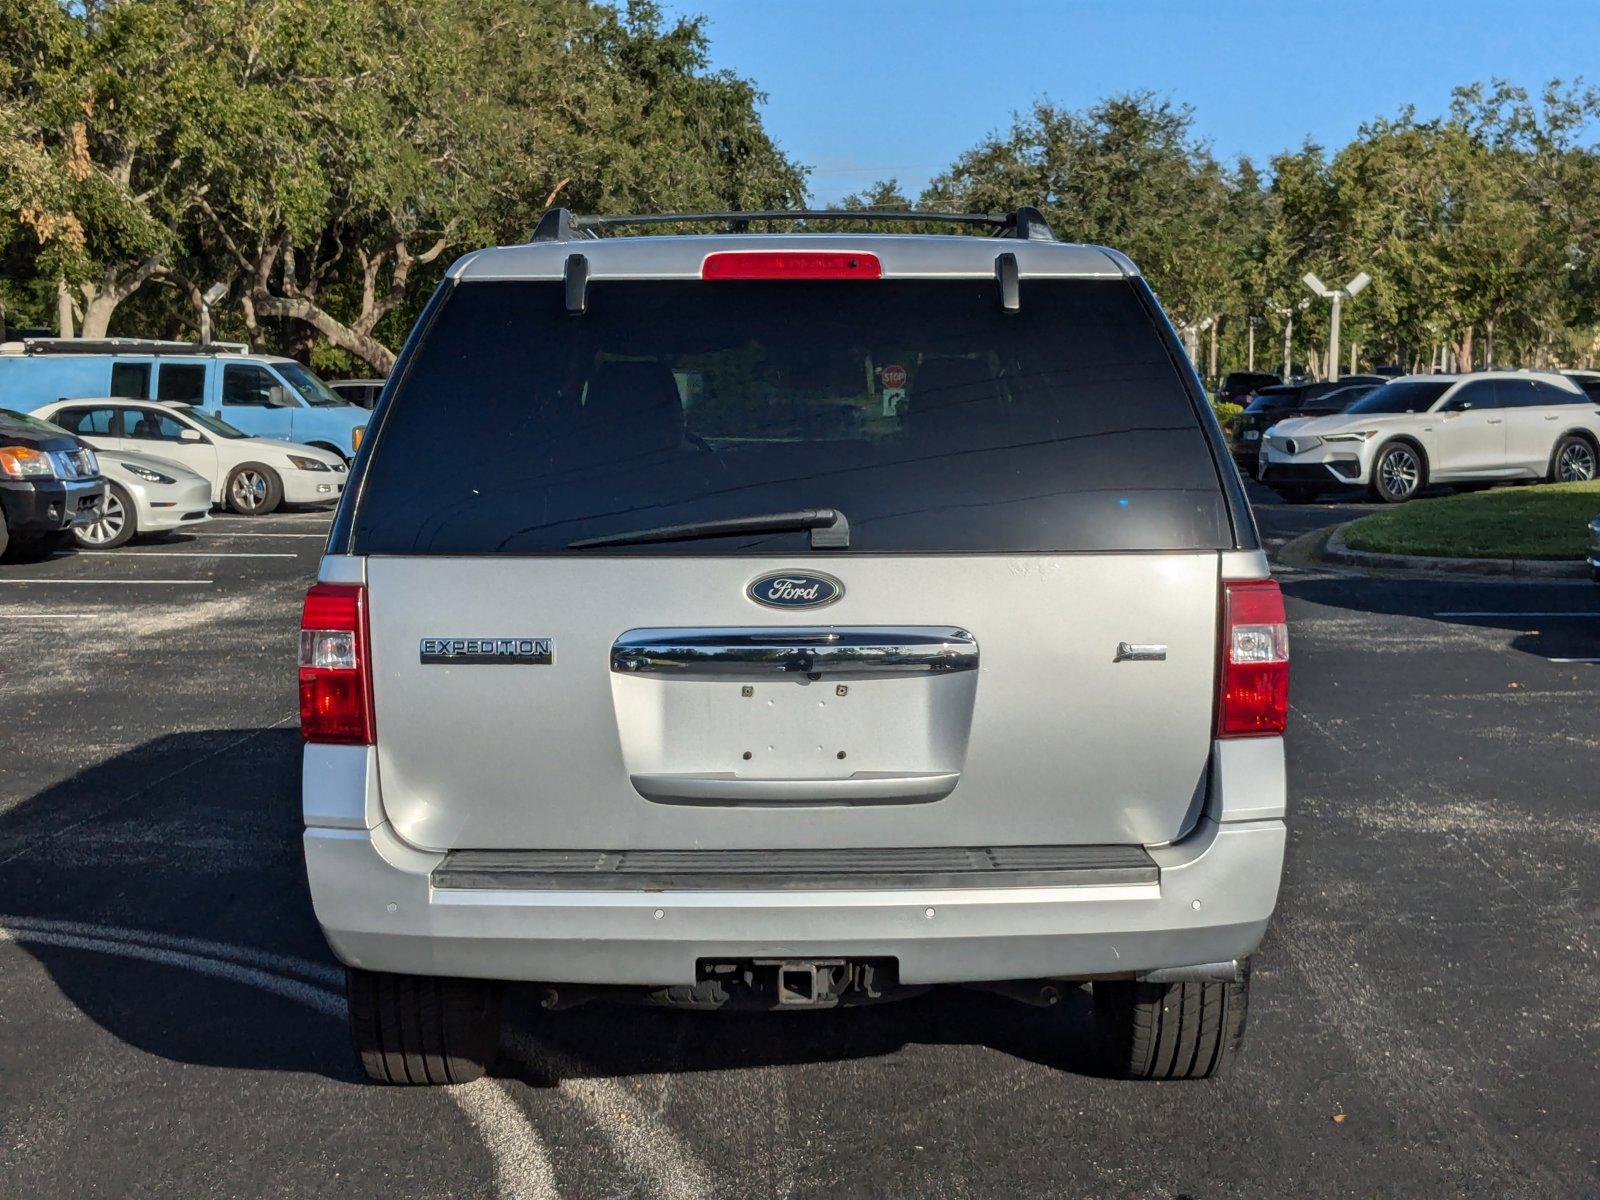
230,469,269,512
1557,441,1596,483
1379,447,1420,498
77,490,127,546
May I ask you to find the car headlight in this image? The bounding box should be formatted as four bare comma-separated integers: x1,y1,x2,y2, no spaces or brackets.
1323,431,1378,443
120,462,175,484
288,455,332,471
0,447,57,479
81,448,99,475
352,426,365,450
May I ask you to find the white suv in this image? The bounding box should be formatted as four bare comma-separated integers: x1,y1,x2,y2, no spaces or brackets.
1259,372,1600,503
301,207,1287,1085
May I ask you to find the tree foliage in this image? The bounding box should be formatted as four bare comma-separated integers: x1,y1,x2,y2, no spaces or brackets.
854,86,1600,377
4,12,1598,379
1,0,804,367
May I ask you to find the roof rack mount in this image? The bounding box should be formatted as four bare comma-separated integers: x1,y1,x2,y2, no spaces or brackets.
531,207,1056,244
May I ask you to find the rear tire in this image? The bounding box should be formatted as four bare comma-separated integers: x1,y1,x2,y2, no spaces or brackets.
1369,441,1424,503
1093,964,1250,1080
225,463,283,515
346,967,503,1085
1549,434,1597,484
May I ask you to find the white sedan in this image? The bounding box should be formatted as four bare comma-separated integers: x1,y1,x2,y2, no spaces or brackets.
32,398,347,514
1259,372,1600,503
74,447,213,548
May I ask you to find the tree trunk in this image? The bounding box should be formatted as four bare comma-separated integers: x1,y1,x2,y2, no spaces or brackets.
251,295,397,372
79,291,121,340
56,279,75,337
1483,318,1496,370
1453,327,1474,373
1206,317,1219,383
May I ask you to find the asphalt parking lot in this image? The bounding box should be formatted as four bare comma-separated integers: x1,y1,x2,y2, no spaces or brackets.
2,491,1597,1199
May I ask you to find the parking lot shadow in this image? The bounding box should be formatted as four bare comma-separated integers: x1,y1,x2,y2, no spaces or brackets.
499,984,1118,1085
1280,574,1600,662
1,728,1131,1085
0,727,362,1082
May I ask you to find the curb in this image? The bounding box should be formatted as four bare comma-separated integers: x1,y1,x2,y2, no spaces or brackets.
1319,524,1591,580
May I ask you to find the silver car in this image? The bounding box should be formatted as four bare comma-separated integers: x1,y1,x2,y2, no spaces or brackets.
301,209,1287,1084
73,447,212,548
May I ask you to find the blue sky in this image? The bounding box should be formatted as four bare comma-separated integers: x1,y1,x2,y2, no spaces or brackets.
661,0,1600,203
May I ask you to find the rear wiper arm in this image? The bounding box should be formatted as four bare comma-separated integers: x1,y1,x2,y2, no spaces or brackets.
568,507,850,550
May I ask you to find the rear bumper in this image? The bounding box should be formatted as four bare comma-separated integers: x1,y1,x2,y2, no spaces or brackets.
304,744,1286,986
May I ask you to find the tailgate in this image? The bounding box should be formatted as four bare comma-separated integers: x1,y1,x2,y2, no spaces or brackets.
366,552,1219,851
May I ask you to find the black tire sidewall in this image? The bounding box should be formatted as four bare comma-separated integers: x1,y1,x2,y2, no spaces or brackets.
226,463,284,515
1372,441,1422,503
1551,435,1597,484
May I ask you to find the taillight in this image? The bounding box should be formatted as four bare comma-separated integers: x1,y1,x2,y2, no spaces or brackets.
299,583,374,744
1218,579,1289,737
701,251,882,280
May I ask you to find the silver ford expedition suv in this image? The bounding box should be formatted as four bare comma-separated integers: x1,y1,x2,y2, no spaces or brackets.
301,208,1288,1084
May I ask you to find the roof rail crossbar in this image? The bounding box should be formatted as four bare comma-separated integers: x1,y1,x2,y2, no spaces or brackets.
530,207,1057,242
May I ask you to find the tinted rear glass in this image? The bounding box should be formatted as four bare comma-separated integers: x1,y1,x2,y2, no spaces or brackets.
351,278,1229,554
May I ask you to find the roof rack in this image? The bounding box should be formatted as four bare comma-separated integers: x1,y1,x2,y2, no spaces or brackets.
6,337,252,357
531,207,1057,244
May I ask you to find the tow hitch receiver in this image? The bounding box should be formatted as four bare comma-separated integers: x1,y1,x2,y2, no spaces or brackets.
684,958,902,1009
760,958,846,1006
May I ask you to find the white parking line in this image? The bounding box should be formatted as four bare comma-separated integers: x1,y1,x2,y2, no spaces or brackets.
0,613,97,618
1435,611,1600,619
76,551,298,558
0,579,212,586
193,532,326,538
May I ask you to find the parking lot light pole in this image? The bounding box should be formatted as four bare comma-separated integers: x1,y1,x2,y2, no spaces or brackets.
1302,271,1371,382
199,281,228,346
1268,299,1309,379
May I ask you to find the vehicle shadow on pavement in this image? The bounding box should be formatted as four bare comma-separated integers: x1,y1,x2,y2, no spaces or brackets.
498,984,1119,1084
2,727,1121,1085
0,727,362,1083
1279,574,1600,662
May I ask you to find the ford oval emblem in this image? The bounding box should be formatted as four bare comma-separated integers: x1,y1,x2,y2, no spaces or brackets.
747,571,844,609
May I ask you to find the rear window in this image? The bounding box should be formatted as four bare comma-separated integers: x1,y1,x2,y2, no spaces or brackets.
351,278,1230,554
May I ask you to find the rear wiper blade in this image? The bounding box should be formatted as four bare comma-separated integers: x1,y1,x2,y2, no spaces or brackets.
568,507,850,550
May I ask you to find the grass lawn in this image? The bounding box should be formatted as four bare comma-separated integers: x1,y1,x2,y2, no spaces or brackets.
1341,480,1600,560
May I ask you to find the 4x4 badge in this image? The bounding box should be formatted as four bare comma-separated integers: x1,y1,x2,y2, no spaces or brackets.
746,571,843,609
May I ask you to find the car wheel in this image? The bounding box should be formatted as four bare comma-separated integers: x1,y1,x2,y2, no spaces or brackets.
1550,435,1597,484
1093,964,1250,1080
346,967,503,1085
225,463,284,515
1370,441,1424,503
74,482,136,549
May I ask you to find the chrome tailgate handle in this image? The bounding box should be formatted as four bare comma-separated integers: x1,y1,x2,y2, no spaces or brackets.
611,627,978,677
